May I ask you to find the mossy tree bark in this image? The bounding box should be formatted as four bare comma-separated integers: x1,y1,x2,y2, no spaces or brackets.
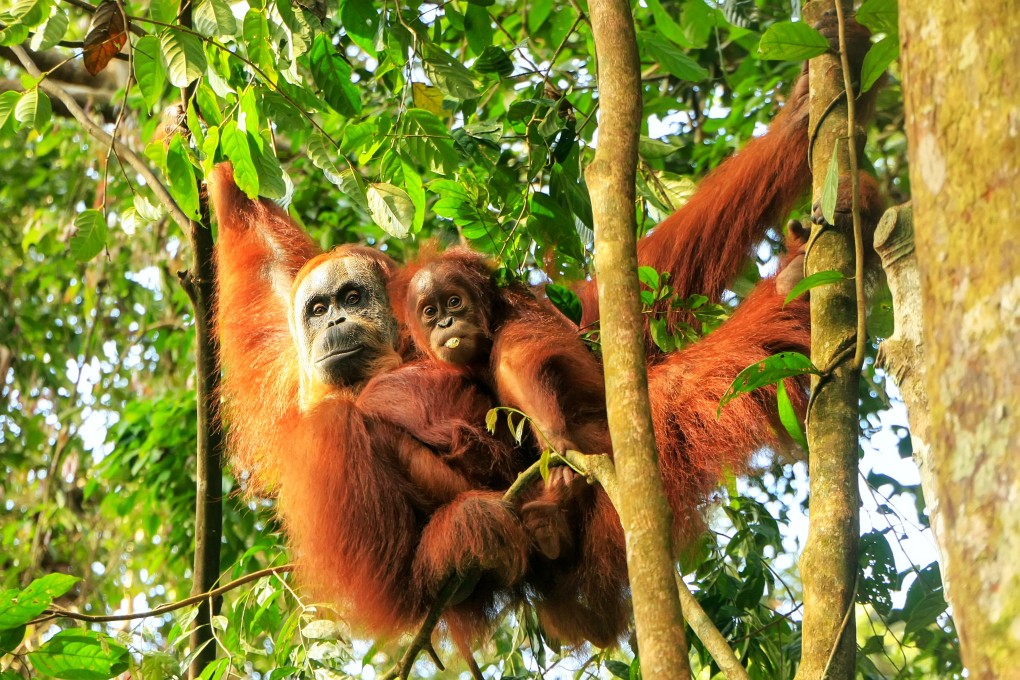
584,0,688,676
899,3,1020,674
796,2,863,678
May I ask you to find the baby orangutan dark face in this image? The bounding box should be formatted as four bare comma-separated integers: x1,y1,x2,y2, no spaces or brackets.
409,265,493,368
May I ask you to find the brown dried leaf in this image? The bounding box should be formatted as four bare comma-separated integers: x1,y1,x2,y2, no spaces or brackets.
83,1,128,76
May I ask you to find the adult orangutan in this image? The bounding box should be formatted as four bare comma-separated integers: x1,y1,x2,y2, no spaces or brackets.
211,168,530,655
209,9,882,653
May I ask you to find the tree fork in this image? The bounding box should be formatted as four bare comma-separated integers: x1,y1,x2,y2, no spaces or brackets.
584,0,689,676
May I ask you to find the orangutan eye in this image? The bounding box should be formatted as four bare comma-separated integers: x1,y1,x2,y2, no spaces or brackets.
311,302,328,317
448,296,462,309
345,290,361,306
423,305,437,320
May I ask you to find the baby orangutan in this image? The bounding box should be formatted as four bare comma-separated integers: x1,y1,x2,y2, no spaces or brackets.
401,247,611,562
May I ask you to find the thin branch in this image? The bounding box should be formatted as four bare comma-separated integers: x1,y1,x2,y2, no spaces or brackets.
29,566,295,626
8,45,191,232
675,575,751,680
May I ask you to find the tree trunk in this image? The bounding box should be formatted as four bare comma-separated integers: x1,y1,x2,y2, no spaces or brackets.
796,2,862,677
584,0,689,675
899,2,1020,674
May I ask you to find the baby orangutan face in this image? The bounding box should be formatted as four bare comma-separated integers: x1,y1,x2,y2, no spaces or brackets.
409,265,492,367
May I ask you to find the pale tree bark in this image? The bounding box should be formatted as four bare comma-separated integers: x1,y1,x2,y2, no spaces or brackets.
899,3,1020,674
873,206,951,596
796,2,862,678
584,0,689,676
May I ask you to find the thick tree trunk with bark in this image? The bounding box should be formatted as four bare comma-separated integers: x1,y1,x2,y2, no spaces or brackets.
899,2,1020,674
584,0,689,675
796,2,862,678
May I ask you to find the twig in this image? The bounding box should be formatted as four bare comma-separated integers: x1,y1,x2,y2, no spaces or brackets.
8,45,191,232
28,565,295,626
675,574,751,680
834,2,867,371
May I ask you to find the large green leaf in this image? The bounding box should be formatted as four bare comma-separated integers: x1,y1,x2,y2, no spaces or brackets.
219,121,258,199
340,0,380,56
758,21,829,61
29,9,68,50
28,630,130,680
165,136,200,219
160,29,207,87
309,33,362,116
857,0,898,35
70,210,108,261
133,35,166,110
306,132,368,210
718,351,820,414
861,34,898,93
367,182,414,238
0,90,20,131
0,574,79,630
14,88,52,130
194,0,236,36
639,32,708,81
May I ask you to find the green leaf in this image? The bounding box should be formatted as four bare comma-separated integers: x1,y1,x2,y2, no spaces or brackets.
757,21,829,61
0,22,30,46
776,381,807,450
857,0,898,35
545,284,582,326
309,34,362,116
194,0,237,36
484,408,498,434
0,574,79,630
30,10,69,50
133,35,166,111
400,159,425,232
719,351,820,414
473,45,514,77
161,29,207,87
248,133,286,199
242,10,273,71
639,32,708,81
861,34,898,93
14,88,52,130
340,0,380,56
0,90,20,132
858,530,897,616
649,318,677,353
149,0,178,24
367,182,415,238
638,266,660,292
218,121,256,198
422,42,479,100
70,210,108,261
306,132,368,210
9,0,51,28
166,136,200,219
821,142,839,225
644,0,690,48
527,0,552,34
784,269,845,305
529,191,583,261
29,630,130,680
464,3,493,55
0,625,25,655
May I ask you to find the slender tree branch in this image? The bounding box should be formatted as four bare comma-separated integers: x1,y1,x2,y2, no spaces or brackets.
8,45,191,232
28,566,294,626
